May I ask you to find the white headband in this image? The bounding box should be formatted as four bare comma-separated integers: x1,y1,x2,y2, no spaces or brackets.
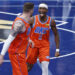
39,3,48,9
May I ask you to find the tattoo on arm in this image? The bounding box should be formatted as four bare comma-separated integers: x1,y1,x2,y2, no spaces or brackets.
11,20,25,37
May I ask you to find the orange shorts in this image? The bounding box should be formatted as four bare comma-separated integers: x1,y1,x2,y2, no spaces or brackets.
9,53,28,75
26,46,50,64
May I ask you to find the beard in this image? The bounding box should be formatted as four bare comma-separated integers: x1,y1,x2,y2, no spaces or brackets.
39,12,46,17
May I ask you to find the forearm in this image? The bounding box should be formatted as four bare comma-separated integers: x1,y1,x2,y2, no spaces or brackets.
51,19,60,55
55,32,60,49
1,35,15,56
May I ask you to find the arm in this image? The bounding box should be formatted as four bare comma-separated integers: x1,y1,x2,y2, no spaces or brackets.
0,20,25,64
51,19,60,57
28,16,35,48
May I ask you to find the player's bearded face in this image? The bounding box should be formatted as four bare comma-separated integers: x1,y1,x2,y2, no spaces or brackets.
38,7,48,17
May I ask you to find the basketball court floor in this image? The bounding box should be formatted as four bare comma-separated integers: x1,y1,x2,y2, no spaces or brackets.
0,0,75,75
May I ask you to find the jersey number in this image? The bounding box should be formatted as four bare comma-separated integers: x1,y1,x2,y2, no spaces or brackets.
34,27,48,40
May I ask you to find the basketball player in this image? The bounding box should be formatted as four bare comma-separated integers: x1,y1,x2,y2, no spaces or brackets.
26,3,60,75
0,3,34,75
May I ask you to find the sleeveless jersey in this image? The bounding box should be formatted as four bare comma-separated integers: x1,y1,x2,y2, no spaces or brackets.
30,15,51,47
8,17,31,54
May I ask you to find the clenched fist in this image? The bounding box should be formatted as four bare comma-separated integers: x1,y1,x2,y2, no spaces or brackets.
55,52,60,57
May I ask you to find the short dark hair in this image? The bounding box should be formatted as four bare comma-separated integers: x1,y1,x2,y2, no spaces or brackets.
23,2,34,12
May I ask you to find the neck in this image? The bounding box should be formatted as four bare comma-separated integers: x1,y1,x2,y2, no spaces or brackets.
21,12,31,18
39,15,47,22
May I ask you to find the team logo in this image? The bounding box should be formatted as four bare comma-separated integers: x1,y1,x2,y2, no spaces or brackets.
46,24,49,26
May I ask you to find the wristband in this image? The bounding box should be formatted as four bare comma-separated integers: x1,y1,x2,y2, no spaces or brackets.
56,49,60,52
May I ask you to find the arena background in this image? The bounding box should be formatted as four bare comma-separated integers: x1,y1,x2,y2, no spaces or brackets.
0,0,75,75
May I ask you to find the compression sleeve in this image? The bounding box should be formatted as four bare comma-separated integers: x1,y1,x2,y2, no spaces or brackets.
1,35,15,56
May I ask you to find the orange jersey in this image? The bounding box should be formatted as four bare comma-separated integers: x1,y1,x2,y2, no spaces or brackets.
30,15,51,47
8,17,31,54
26,15,51,64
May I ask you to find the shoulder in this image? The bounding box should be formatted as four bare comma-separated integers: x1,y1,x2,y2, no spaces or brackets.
51,19,56,24
28,16,34,25
14,20,24,27
50,19,56,27
13,20,25,32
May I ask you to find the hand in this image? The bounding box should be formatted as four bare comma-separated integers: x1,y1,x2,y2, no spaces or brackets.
55,52,60,57
0,55,4,65
27,63,34,72
29,39,34,48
